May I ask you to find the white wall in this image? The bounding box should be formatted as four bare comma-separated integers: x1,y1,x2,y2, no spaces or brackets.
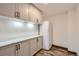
67,7,78,52
74,5,79,55
46,13,67,47
45,4,79,55
67,5,79,55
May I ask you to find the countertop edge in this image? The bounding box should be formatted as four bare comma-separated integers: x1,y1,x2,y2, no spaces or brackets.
0,35,43,48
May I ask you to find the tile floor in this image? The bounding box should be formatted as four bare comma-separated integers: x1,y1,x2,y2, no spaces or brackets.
35,46,77,56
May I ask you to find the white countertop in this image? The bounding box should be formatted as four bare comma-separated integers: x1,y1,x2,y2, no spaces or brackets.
0,35,42,47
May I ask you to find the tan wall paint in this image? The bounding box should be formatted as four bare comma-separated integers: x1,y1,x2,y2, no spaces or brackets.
45,5,79,55
67,7,78,52
46,12,67,47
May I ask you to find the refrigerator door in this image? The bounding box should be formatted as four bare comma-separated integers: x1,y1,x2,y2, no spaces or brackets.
41,21,53,50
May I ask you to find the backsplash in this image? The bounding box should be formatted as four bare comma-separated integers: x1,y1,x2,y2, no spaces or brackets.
0,16,38,40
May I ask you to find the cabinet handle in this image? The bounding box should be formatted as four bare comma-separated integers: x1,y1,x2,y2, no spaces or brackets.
15,44,18,51
37,38,39,42
15,11,20,18
15,44,20,51
18,44,20,50
36,19,39,23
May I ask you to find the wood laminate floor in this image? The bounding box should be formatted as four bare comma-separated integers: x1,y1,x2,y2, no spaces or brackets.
35,46,77,56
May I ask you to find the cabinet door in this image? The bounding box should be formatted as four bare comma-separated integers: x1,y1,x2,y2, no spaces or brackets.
36,11,42,23
0,44,16,56
30,38,38,55
34,8,42,23
17,41,30,56
29,5,39,22
0,3,15,18
29,5,42,23
16,3,30,20
37,36,43,51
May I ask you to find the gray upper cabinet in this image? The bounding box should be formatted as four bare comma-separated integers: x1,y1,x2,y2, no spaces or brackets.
0,3,42,22
29,5,42,23
0,3,30,21
15,3,30,20
29,5,37,22
0,3,16,18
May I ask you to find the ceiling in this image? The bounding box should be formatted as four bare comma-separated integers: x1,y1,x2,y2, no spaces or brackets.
34,3,77,18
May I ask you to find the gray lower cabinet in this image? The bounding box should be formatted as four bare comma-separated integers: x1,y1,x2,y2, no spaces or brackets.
30,38,38,55
17,41,30,56
37,37,43,51
0,44,16,56
30,37,43,55
0,36,43,56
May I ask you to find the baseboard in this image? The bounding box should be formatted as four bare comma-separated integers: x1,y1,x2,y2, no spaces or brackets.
52,44,78,56
68,51,78,56
43,44,68,51
34,44,78,56
52,44,68,50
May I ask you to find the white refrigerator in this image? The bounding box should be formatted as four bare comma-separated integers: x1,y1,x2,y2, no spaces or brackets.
40,21,53,50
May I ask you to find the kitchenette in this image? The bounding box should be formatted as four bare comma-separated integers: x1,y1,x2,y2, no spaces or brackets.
0,3,43,56
0,3,76,56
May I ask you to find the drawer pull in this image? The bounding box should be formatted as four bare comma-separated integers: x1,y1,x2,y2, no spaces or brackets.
15,11,20,18
15,44,18,50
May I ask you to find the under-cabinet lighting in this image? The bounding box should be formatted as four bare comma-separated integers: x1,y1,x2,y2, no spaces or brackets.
10,21,23,28
27,22,34,28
